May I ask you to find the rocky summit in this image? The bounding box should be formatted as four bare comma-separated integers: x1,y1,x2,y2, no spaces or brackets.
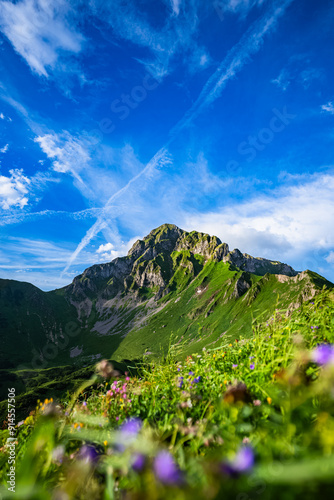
0,224,332,375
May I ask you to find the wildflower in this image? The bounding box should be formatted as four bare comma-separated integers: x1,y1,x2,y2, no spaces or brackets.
249,356,254,360
250,364,255,370
222,446,254,476
178,376,184,388
193,376,201,383
188,371,194,376
311,344,334,365
82,401,87,407
232,364,238,369
154,451,182,484
267,397,272,405
131,453,146,471
253,400,261,406
79,445,99,464
104,440,108,446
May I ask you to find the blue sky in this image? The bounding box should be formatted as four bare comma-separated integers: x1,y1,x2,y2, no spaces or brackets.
0,0,334,290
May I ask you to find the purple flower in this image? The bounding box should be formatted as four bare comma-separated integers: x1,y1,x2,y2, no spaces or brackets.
188,371,194,376
249,356,254,360
131,453,146,471
250,364,255,370
116,418,142,451
311,344,334,365
82,401,87,407
178,376,184,388
79,445,99,464
120,418,142,437
222,447,254,476
154,451,182,484
232,364,238,369
177,367,181,372
193,376,201,383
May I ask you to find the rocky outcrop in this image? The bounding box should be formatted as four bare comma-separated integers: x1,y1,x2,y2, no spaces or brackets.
223,250,297,277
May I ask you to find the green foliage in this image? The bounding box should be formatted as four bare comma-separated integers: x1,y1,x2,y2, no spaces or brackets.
1,292,334,499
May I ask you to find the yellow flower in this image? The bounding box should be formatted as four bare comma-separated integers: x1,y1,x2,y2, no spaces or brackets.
267,397,272,405
50,398,53,403
120,398,123,403
74,423,78,428
239,349,241,353
224,380,228,384
79,423,83,428
104,440,108,446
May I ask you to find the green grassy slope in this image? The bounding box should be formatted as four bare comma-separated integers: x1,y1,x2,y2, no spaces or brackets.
111,261,332,360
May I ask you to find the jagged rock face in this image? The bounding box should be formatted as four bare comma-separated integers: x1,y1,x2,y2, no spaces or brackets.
231,273,252,299
223,250,297,277
68,223,298,305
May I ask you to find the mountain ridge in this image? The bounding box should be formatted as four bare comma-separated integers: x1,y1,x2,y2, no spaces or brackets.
0,224,332,378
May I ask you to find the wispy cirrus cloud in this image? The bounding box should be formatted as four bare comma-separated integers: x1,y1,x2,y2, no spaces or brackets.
34,132,90,181
321,101,334,114
218,0,267,15
271,54,323,91
89,0,205,79
0,143,9,153
0,0,85,78
0,207,101,227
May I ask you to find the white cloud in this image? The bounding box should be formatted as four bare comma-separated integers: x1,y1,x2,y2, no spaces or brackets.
170,0,182,16
0,112,4,119
0,0,84,77
0,143,9,153
96,242,120,261
0,169,30,209
35,132,90,180
321,101,334,114
182,172,334,272
326,251,334,264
